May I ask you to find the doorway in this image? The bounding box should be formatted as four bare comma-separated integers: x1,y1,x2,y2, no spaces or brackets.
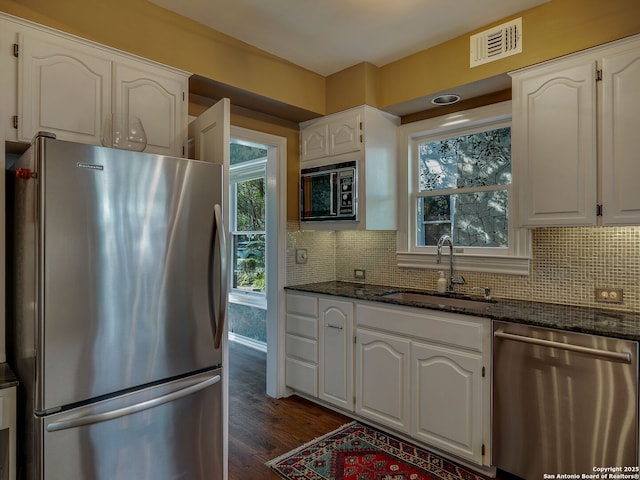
228,126,286,398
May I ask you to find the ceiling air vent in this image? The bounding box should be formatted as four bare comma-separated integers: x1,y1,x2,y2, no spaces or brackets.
470,17,522,68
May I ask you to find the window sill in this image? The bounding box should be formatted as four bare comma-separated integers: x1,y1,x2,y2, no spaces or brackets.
396,251,530,275
229,291,267,309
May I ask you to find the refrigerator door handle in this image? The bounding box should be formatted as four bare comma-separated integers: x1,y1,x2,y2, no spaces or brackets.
211,203,228,349
46,373,221,433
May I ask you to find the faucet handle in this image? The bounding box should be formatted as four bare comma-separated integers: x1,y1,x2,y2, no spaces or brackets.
472,286,491,300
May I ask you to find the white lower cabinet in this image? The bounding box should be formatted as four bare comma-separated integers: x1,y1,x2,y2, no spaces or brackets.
411,341,484,464
285,293,354,405
284,291,491,468
355,328,411,434
319,298,354,410
285,292,319,396
355,302,491,467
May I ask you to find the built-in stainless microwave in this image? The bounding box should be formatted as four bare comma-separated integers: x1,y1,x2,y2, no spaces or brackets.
300,161,357,221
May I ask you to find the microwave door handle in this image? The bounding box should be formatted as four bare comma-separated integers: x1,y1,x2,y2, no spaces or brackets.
330,172,337,216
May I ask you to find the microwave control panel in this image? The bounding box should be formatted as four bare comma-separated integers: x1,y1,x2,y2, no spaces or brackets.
338,171,355,215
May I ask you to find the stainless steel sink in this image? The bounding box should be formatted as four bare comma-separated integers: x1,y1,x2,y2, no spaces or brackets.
380,291,494,310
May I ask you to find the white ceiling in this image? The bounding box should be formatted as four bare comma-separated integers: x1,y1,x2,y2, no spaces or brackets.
149,0,549,76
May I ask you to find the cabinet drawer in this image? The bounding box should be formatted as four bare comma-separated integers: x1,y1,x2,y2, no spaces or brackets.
287,293,318,317
286,334,317,363
286,314,318,339
285,358,318,396
357,303,486,352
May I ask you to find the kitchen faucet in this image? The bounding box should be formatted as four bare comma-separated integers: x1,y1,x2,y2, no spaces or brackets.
436,234,466,293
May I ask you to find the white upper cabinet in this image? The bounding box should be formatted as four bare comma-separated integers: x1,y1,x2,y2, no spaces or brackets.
299,105,400,230
301,110,361,161
0,17,19,141
600,45,640,225
3,14,189,157
512,60,597,226
114,61,186,156
329,113,361,156
300,123,328,160
512,35,640,226
18,30,112,146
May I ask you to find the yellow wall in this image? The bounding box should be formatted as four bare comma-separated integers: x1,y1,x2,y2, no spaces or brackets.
2,0,640,219
326,62,380,114
377,0,640,109
0,0,325,115
328,0,640,112
189,102,300,221
229,110,300,223
4,0,639,116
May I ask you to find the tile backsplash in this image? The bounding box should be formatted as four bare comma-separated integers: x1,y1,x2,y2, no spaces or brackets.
287,223,640,313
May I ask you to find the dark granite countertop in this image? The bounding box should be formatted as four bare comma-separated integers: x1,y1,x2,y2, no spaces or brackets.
286,281,640,342
0,363,19,389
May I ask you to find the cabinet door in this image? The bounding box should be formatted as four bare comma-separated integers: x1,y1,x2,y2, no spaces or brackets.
328,112,361,156
285,292,319,396
1,18,19,141
300,110,361,162
19,31,111,145
514,60,597,226
355,328,410,433
601,45,640,225
411,341,484,464
300,123,329,162
319,298,353,410
114,61,187,157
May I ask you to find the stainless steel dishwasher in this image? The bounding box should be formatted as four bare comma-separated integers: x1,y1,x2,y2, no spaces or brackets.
493,321,638,479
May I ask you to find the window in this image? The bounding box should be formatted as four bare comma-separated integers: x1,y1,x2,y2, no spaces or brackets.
230,143,267,296
417,127,511,248
397,102,529,274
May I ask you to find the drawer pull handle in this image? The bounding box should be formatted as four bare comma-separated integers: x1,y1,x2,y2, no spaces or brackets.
326,324,343,330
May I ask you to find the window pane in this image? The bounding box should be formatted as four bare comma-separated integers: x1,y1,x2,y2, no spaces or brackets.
230,143,267,165
418,190,508,247
421,195,450,222
232,234,265,292
454,190,508,247
418,127,511,191
236,178,265,231
419,221,452,247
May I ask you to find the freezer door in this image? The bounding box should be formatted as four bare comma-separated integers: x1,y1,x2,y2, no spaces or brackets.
33,139,226,411
38,370,223,480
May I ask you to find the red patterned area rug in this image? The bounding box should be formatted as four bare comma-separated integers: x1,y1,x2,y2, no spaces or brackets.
266,421,489,480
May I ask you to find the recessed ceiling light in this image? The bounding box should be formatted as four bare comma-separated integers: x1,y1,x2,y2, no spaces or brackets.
431,94,461,106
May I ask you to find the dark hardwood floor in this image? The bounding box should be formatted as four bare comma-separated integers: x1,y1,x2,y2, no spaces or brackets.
228,341,351,480
228,341,519,480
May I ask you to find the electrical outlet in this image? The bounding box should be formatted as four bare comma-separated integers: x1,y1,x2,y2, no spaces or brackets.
354,269,366,280
295,249,308,264
595,288,623,303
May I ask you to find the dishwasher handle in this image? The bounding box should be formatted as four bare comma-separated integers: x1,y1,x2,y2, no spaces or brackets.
494,329,632,364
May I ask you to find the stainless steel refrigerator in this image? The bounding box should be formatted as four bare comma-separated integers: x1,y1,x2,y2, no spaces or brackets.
6,133,228,479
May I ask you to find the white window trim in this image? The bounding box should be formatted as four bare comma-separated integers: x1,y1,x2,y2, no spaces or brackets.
396,101,530,275
229,156,268,303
